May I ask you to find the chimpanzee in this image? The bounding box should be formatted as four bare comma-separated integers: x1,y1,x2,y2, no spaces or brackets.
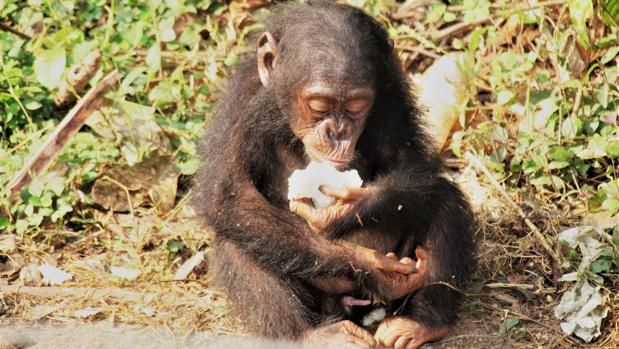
193,1,475,348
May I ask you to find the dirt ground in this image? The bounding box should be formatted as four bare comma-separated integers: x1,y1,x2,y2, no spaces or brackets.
1,189,618,349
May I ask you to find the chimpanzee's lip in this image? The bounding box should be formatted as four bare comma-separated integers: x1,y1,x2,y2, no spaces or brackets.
327,158,350,167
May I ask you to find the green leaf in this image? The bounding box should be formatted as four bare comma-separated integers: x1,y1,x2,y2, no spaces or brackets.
549,146,572,161
159,17,176,42
34,47,66,89
576,134,607,159
224,52,237,67
531,175,552,186
28,214,43,227
607,141,619,158
25,101,42,110
443,11,457,22
15,219,29,234
145,44,161,74
29,180,44,197
469,27,486,51
569,0,593,48
522,1,543,23
591,258,611,273
499,316,520,336
595,84,609,108
561,116,582,139
47,177,65,196
0,216,8,229
176,158,200,175
601,46,619,64
51,202,73,222
602,198,619,212
600,0,619,27
426,4,446,23
548,161,569,170
166,239,184,253
496,90,514,105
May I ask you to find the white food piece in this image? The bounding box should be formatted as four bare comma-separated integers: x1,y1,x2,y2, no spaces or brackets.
287,161,363,208
361,308,386,327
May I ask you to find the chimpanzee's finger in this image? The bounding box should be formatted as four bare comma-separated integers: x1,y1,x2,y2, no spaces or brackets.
394,335,413,349
386,252,398,260
414,246,429,260
319,185,350,200
350,328,377,347
399,257,414,265
405,338,423,349
289,199,316,221
376,257,417,274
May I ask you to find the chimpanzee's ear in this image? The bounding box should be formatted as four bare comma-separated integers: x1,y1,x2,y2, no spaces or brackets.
257,32,279,87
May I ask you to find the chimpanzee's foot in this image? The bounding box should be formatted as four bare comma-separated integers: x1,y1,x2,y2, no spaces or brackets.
374,316,449,349
305,320,376,349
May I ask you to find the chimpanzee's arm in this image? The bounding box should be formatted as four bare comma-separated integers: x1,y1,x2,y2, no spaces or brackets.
324,163,456,241
200,170,416,297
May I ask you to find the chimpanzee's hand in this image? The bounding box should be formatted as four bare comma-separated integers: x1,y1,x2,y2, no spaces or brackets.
289,186,375,232
379,247,429,299
347,244,428,300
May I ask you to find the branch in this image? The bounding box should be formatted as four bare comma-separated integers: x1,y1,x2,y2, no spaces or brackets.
9,70,122,195
0,22,32,40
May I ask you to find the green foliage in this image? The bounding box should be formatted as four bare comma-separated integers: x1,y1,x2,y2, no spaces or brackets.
436,1,619,283
1,1,617,290
600,0,619,26
0,0,249,233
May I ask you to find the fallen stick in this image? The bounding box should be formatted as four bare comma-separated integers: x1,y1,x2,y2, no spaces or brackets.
1,285,178,304
432,17,496,43
0,22,32,40
464,151,560,266
9,70,122,195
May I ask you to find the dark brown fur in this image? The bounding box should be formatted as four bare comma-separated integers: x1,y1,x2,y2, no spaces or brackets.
194,0,475,340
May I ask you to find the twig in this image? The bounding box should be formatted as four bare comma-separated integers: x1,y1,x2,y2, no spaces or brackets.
485,282,534,290
569,84,583,122
448,0,568,12
394,44,441,59
464,151,560,266
392,0,439,19
0,285,178,303
432,17,494,42
0,22,32,40
9,70,122,196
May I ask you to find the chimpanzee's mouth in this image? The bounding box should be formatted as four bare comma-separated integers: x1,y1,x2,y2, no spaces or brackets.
327,158,349,167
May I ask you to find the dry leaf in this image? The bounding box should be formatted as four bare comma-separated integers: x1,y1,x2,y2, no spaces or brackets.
18,263,43,286
555,281,608,342
110,266,140,280
73,307,103,319
30,305,58,320
174,251,206,280
38,263,72,286
413,53,470,150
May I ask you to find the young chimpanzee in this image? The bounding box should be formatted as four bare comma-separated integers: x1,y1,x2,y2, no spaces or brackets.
193,1,476,348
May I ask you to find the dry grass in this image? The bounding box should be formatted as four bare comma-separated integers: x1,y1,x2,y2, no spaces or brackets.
1,167,617,348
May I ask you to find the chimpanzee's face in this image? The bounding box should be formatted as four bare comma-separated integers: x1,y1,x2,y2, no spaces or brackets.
256,31,375,169
290,81,374,168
